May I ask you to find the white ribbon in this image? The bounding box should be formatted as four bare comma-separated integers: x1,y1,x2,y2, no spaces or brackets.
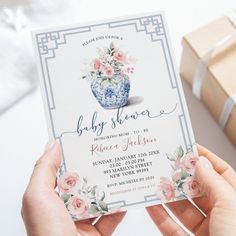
192,11,236,129
228,10,236,26
192,34,233,99
219,94,236,129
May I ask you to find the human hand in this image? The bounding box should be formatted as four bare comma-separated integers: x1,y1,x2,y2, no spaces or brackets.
146,144,236,236
22,140,125,236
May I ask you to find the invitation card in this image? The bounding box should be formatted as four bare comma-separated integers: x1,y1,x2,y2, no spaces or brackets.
32,11,200,221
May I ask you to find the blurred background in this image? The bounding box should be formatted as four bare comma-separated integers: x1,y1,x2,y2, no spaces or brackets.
0,0,235,235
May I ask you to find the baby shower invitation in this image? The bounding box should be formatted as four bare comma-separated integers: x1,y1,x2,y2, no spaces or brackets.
32,12,200,221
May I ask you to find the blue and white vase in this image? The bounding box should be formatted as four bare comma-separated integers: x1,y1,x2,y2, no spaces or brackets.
90,71,130,109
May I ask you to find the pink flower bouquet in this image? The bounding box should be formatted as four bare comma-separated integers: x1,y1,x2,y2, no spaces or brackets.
57,173,110,220
81,42,135,109
156,145,202,202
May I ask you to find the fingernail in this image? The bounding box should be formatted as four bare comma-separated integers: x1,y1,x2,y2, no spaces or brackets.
44,139,56,152
198,156,213,169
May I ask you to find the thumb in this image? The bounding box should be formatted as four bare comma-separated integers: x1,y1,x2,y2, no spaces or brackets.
196,156,236,205
27,139,62,192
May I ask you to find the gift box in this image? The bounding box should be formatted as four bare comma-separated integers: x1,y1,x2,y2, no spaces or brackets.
180,11,236,146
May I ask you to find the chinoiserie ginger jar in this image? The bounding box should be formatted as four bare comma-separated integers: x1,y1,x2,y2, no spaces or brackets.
90,71,130,109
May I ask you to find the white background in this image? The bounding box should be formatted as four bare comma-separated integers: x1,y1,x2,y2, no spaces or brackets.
0,0,236,235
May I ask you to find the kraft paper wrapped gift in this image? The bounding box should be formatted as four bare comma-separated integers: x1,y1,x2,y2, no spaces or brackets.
180,11,236,146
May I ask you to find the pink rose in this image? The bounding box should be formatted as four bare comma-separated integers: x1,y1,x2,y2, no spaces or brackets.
156,177,176,201
114,51,126,63
67,195,90,216
57,172,79,193
181,153,199,175
183,176,201,197
92,58,102,70
105,66,114,77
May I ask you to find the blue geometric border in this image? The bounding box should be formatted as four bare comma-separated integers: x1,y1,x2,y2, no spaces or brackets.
35,14,195,207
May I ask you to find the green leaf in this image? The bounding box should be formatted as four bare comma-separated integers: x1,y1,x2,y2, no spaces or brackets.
89,204,100,214
105,48,110,54
177,182,184,189
99,191,105,201
83,177,88,184
72,216,79,221
166,153,176,161
89,186,97,196
176,194,186,200
181,172,190,179
174,146,184,158
61,193,70,203
98,200,108,212
58,165,64,177
110,42,115,50
111,50,114,56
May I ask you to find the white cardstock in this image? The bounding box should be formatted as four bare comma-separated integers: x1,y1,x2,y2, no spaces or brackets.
32,12,200,221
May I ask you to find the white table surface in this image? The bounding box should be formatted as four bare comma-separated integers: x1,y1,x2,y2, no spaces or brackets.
0,1,236,235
